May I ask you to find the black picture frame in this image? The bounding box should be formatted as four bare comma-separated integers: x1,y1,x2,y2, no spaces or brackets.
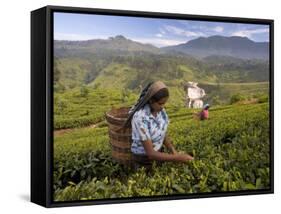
31,5,274,208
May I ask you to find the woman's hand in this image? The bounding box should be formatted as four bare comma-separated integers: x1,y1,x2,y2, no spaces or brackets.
171,149,178,155
175,153,194,163
142,139,193,163
164,136,177,154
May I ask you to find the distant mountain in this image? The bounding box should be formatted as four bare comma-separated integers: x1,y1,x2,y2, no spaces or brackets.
162,35,269,60
54,35,161,57
53,35,269,92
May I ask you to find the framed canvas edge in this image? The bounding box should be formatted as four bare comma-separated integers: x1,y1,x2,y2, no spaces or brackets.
34,5,274,208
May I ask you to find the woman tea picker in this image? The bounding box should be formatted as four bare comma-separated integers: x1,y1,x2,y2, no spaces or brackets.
123,81,194,166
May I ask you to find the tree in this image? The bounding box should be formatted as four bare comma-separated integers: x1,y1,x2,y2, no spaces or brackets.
212,95,221,105
230,93,246,104
121,88,129,103
54,58,61,83
80,85,89,97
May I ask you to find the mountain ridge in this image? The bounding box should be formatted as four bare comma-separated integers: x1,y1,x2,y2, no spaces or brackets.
53,35,269,91
55,35,269,60
162,35,269,59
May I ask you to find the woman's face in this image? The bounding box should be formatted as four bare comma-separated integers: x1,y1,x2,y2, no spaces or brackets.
149,96,169,113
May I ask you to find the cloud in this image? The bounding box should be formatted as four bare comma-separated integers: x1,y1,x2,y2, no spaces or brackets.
132,37,187,48
177,21,224,33
213,26,224,33
155,33,163,38
159,28,166,35
163,25,205,37
231,28,269,38
54,33,107,41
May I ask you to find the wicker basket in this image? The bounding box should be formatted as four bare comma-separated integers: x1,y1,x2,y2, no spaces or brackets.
105,107,133,166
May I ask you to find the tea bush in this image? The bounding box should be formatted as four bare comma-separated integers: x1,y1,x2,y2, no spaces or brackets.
53,102,270,201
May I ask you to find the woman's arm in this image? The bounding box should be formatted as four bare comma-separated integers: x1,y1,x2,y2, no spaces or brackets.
163,135,177,154
142,139,193,163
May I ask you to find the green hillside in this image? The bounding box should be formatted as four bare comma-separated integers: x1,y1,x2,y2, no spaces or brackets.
89,63,138,90
54,50,269,108
54,87,138,129
54,36,269,92
53,85,269,130
201,82,269,105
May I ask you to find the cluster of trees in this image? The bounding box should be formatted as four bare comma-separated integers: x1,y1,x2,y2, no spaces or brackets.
54,50,269,93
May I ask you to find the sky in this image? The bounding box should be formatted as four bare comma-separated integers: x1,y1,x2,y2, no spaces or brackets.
54,12,270,48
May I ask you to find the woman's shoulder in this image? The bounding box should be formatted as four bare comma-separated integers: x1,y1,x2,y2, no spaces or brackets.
133,104,150,120
160,108,169,122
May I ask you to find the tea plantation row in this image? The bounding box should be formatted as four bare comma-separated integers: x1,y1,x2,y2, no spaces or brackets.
53,102,270,201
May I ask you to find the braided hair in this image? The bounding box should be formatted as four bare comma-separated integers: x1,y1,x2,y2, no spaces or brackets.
128,82,153,114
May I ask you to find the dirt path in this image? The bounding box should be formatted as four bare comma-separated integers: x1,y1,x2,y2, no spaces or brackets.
54,121,105,136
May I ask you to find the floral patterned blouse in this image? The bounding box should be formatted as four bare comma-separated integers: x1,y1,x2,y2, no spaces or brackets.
131,104,169,155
